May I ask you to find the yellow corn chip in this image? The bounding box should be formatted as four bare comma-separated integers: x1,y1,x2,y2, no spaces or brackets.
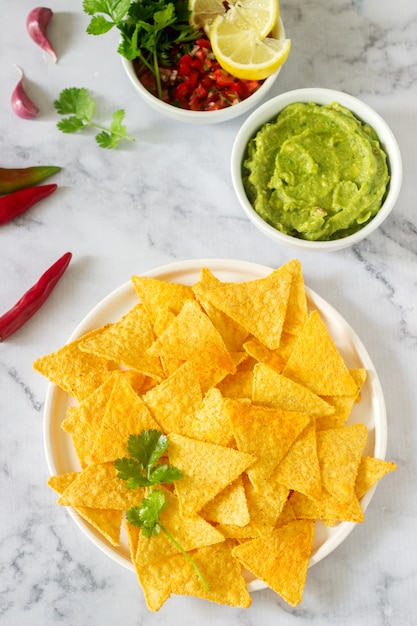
317,368,367,430
216,369,253,400
225,398,310,489
317,424,368,503
281,259,308,336
232,520,314,606
355,456,396,500
142,361,202,436
243,474,289,537
79,304,165,381
131,275,195,325
289,488,364,524
203,266,293,350
252,363,335,417
57,462,143,510
200,476,249,527
282,310,359,396
48,472,122,546
90,375,160,464
187,387,234,446
272,420,322,501
33,328,114,401
167,433,255,517
192,268,250,352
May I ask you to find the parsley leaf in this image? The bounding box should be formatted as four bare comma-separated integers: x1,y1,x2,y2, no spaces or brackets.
54,87,135,149
115,430,209,591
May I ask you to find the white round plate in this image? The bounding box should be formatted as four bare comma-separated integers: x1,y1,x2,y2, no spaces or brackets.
43,259,387,592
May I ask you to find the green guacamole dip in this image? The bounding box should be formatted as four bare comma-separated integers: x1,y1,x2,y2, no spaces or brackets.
242,102,390,241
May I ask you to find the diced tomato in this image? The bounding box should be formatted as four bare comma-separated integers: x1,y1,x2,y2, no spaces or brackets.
137,36,263,112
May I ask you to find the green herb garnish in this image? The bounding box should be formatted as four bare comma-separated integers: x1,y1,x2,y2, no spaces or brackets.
115,430,210,591
54,87,135,149
82,0,201,98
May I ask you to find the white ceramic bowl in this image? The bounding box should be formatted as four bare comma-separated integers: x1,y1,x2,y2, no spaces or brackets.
231,88,403,251
121,19,286,124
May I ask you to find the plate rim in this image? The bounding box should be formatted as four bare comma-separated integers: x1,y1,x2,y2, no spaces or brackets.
43,258,387,593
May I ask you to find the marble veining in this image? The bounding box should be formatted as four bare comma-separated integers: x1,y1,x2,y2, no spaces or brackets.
1,0,416,624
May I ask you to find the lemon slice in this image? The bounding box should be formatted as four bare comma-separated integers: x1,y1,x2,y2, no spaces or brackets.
190,0,279,38
209,15,291,80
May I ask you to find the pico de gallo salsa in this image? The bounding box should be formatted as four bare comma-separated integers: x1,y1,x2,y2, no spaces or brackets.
134,37,263,111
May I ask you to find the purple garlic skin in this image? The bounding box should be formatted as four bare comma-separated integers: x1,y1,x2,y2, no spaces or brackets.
11,66,39,119
26,7,57,63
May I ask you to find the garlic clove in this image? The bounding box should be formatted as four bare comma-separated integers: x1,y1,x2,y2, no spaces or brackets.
26,7,57,63
11,66,39,119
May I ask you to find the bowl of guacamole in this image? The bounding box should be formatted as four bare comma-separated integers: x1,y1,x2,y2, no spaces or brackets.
231,88,402,251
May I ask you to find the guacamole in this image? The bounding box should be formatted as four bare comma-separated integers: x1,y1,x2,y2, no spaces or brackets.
242,101,390,241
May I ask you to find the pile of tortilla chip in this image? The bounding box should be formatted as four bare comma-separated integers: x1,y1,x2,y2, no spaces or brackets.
34,259,396,612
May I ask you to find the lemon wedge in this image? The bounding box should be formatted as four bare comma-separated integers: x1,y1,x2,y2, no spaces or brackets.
209,15,291,80
190,0,279,38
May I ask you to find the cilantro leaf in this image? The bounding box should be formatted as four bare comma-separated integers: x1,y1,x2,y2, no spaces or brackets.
149,464,183,484
114,457,150,488
54,87,135,149
86,15,115,35
126,490,167,537
127,430,169,471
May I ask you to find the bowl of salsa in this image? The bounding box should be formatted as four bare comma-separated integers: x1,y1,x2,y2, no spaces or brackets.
121,18,287,124
231,88,402,251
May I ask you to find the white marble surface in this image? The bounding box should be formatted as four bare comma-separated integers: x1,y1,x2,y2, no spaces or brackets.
1,1,416,624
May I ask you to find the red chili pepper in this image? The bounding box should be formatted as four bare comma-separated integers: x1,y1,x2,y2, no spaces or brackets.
0,166,61,194
0,252,72,342
0,184,57,225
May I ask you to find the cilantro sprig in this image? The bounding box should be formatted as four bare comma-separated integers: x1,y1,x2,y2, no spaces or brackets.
54,87,135,149
83,0,201,98
115,430,209,591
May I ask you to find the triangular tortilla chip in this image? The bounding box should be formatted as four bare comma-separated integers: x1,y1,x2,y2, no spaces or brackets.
317,424,368,503
79,304,164,381
192,268,250,352
232,520,314,606
203,266,293,350
225,398,310,490
136,488,224,565
317,368,367,430
48,472,122,546
216,369,253,400
90,375,160,464
282,310,358,396
355,456,396,500
281,259,308,337
289,488,364,524
147,300,236,390
252,363,335,417
272,420,322,501
186,387,234,446
131,275,195,325
243,474,289,537
199,476,249,527
33,328,114,401
167,433,255,517
57,462,144,510
142,361,202,436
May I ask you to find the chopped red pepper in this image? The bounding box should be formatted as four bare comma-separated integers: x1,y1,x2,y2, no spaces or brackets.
136,36,262,112
0,184,57,225
0,252,72,342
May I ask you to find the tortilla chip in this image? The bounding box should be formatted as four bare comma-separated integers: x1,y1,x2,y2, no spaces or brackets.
147,300,236,390
142,361,202,436
272,420,322,501
282,310,359,396
90,375,160,464
33,328,114,401
79,304,165,381
200,476,249,527
289,488,364,524
216,369,253,400
317,424,368,503
186,387,234,447
355,456,396,500
135,539,251,611
281,259,308,336
192,268,250,352
243,474,289,537
232,520,314,606
167,433,255,517
225,398,310,490
252,363,335,417
57,462,144,510
131,275,195,325
203,266,293,350
317,368,367,430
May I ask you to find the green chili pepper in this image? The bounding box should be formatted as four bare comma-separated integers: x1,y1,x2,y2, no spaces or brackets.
0,166,61,194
